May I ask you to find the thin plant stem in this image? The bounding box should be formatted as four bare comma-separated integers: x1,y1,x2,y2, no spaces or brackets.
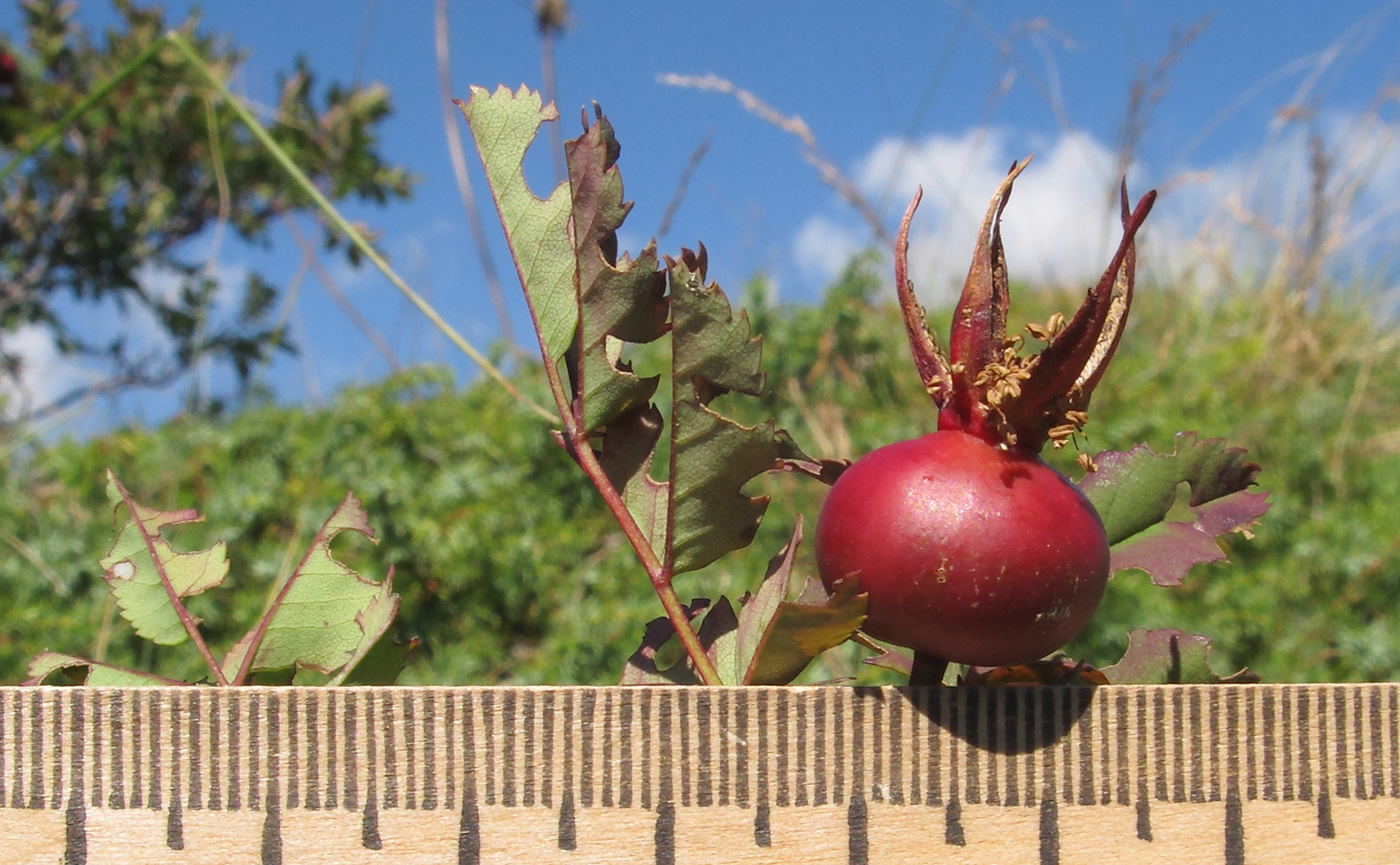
524,295,722,684
165,32,557,423
909,651,949,686
658,72,890,246
112,475,230,686
0,35,167,185
565,430,723,686
0,526,65,595
535,0,569,183
281,214,402,370
435,0,520,355
656,131,712,239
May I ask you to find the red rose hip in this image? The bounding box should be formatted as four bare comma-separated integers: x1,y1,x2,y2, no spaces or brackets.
814,160,1155,668
815,430,1109,665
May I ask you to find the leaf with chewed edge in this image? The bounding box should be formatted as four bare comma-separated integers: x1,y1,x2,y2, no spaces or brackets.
223,493,397,681
620,598,712,685
1078,433,1269,586
100,470,229,646
25,652,185,686
458,85,576,361
1102,628,1260,684
665,249,787,575
565,104,669,434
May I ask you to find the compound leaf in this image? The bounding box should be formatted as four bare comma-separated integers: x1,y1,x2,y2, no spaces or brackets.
100,470,229,646
1078,433,1269,585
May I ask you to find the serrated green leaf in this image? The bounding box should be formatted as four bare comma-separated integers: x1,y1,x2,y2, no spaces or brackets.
1079,432,1262,545
459,85,576,361
100,469,229,646
228,493,397,677
24,652,185,686
666,250,782,575
669,398,776,574
1078,433,1269,585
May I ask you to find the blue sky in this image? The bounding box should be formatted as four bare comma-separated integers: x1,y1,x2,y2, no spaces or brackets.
6,1,1400,432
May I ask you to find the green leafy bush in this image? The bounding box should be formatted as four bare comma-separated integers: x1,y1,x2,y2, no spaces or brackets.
4,252,1396,684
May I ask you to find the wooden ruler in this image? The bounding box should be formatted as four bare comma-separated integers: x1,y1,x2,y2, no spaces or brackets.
0,684,1396,863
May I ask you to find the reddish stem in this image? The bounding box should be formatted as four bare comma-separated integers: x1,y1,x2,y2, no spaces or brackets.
112,477,230,686
909,651,949,687
564,430,723,685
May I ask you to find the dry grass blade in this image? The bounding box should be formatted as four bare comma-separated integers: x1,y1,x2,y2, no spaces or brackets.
658,72,891,246
535,0,570,183
657,131,712,239
281,215,401,372
434,0,519,355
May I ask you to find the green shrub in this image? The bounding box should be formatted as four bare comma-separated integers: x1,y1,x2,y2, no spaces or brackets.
3,256,1397,684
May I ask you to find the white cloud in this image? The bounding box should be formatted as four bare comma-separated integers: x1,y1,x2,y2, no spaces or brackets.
0,261,256,424
793,215,863,286
794,111,1400,303
0,325,102,421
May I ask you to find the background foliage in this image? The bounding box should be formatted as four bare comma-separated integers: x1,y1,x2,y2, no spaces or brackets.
2,1,1397,687
0,0,411,422
3,253,1397,685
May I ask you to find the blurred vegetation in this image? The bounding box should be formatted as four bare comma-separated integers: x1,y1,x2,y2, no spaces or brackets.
0,0,413,422
2,252,1397,685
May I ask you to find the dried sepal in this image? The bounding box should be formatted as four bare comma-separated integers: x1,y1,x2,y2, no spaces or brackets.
1000,184,1156,451
894,187,952,404
944,158,1030,431
896,161,1156,453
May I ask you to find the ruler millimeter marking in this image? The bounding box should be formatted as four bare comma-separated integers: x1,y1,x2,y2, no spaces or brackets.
0,684,1397,863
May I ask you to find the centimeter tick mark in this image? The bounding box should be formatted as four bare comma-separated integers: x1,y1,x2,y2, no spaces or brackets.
10,685,1400,862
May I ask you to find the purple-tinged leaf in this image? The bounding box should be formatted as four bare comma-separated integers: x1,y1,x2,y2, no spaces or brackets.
1109,490,1269,586
742,578,865,686
733,519,804,681
619,598,710,685
1102,628,1260,685
1079,432,1263,544
736,520,867,685
1078,433,1269,585
567,105,669,433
